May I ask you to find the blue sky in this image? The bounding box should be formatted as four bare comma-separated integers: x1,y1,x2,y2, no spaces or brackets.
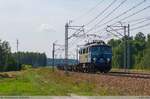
0,0,150,58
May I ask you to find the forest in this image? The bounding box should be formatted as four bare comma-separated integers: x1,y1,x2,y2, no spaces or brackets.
0,40,47,71
108,32,150,70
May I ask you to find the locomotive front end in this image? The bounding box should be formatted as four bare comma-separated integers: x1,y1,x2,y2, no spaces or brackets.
90,45,112,73
78,40,112,73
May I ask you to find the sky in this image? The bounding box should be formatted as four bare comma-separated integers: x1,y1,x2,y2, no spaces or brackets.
0,0,150,58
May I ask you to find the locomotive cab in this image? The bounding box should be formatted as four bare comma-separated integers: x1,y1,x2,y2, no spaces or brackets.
79,40,112,73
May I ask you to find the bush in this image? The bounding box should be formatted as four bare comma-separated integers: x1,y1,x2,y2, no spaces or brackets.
21,64,32,70
0,65,20,72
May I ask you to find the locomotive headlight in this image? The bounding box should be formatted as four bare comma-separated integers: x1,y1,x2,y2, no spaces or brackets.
107,58,110,62
93,58,96,61
92,58,97,63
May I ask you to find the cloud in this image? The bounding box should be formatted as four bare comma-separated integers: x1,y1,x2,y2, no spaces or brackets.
39,24,56,33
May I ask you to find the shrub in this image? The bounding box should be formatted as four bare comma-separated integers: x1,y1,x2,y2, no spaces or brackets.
0,65,20,72
21,64,32,70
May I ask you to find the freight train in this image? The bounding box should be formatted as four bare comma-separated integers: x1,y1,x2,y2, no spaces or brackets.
57,40,112,73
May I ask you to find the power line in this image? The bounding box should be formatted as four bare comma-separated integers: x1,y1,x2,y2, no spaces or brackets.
86,0,146,34
94,0,128,27
69,0,118,43
107,31,121,38
131,22,150,31
95,3,150,34
67,0,149,58
94,16,150,34
131,18,150,26
127,16,150,23
118,5,150,22
85,0,118,26
68,33,103,49
73,0,105,21
97,0,146,28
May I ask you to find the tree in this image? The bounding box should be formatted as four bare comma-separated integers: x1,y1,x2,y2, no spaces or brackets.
0,39,17,71
107,32,149,70
13,52,47,67
108,39,124,68
135,32,146,42
132,32,146,68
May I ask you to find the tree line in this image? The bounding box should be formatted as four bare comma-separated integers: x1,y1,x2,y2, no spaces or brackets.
0,39,47,71
0,40,16,71
13,52,47,67
108,32,150,70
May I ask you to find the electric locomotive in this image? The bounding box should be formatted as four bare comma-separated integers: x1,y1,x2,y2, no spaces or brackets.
78,40,112,73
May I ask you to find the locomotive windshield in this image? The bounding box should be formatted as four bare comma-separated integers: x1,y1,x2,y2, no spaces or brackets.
91,46,112,54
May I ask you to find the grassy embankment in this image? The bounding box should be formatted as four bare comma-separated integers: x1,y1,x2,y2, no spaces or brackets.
0,68,118,96
0,67,150,96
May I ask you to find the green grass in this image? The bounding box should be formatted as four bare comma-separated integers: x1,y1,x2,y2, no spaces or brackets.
0,68,118,96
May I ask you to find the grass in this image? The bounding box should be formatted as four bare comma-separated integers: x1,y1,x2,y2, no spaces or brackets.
0,68,149,96
0,68,118,96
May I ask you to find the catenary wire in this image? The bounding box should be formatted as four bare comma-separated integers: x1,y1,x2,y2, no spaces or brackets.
73,0,105,22
84,0,146,34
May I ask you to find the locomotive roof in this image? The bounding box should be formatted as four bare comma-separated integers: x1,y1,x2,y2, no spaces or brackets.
80,40,111,49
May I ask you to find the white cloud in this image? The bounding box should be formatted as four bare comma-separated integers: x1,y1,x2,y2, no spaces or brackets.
39,24,56,33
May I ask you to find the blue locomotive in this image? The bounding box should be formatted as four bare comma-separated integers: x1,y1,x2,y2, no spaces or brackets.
57,40,112,73
77,40,112,73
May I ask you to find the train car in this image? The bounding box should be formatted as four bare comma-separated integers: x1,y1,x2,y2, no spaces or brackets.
77,40,112,73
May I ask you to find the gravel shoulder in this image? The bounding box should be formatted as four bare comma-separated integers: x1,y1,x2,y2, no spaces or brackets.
62,71,150,96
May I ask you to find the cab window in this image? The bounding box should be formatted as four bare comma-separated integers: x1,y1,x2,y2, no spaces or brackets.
85,48,88,53
79,50,81,54
83,49,85,54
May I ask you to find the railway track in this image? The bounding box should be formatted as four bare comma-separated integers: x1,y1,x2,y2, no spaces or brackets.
57,65,150,79
66,70,150,79
100,71,150,79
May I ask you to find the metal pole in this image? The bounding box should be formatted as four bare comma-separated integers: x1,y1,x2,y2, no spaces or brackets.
65,23,68,74
16,39,19,70
126,28,128,72
52,43,55,72
127,24,130,71
76,47,79,65
107,24,130,72
124,26,127,72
